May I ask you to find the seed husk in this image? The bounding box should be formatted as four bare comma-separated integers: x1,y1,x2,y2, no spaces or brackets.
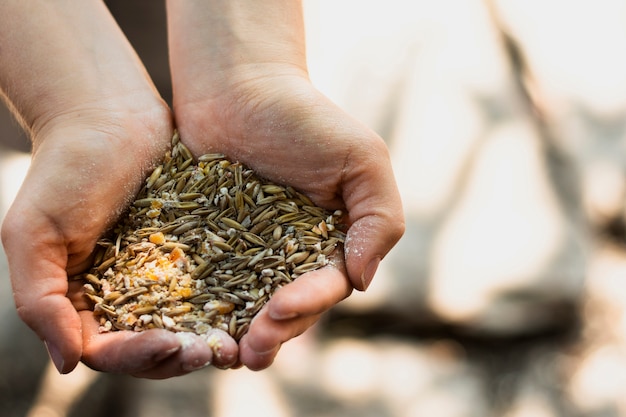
80,132,345,342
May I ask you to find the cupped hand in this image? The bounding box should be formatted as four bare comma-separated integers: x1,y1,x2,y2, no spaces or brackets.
171,70,405,370
0,108,238,377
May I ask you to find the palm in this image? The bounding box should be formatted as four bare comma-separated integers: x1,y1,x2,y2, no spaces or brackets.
3,121,239,377
26,127,164,271
172,74,402,369
176,75,375,211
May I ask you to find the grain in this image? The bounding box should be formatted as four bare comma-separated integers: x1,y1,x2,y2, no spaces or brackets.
80,132,345,341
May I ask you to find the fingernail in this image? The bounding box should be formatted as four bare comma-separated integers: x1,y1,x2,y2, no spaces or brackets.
154,346,181,362
44,340,65,374
361,257,381,290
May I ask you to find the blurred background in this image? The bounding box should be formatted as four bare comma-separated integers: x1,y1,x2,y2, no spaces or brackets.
2,0,626,415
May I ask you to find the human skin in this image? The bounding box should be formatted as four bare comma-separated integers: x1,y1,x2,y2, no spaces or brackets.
0,0,238,378
0,0,404,377
166,0,405,370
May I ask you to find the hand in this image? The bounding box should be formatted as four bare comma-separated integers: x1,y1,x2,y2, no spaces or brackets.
0,0,242,377
1,109,239,377
166,0,404,370
171,70,405,370
1,0,404,376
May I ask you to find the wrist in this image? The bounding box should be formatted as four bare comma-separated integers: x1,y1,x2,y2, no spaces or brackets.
0,0,166,140
30,93,172,152
167,0,308,105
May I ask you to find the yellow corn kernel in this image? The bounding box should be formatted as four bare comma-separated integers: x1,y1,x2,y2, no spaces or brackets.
170,247,185,262
177,287,193,299
149,232,166,245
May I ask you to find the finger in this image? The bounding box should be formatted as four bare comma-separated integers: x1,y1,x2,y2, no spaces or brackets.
1,208,83,374
342,139,405,290
68,279,91,310
239,309,321,371
265,252,351,321
238,261,351,370
132,330,237,378
205,329,239,370
79,312,238,378
80,312,181,375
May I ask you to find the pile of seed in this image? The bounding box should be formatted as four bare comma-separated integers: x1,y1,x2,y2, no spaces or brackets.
80,132,345,341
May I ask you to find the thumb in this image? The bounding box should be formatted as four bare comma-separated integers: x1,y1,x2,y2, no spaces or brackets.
2,206,83,374
342,140,405,291
344,214,403,291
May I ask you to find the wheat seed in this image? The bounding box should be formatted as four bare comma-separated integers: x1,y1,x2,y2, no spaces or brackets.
79,132,345,341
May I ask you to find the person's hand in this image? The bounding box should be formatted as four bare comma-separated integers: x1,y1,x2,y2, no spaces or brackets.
1,108,240,377
167,0,405,369
0,0,241,377
167,0,405,370
175,70,404,371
